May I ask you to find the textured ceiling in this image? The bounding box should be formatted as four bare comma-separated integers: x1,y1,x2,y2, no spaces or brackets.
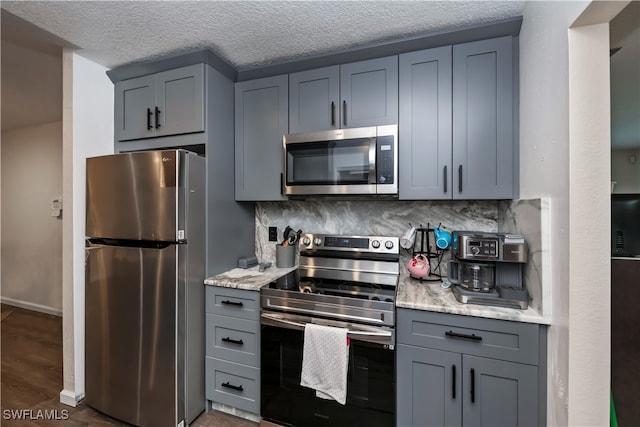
1,1,637,150
1,1,526,70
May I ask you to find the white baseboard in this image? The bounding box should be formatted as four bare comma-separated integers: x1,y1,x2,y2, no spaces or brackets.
1,296,62,317
59,389,84,407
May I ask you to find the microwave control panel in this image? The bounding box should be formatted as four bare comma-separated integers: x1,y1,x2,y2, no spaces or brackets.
376,136,395,184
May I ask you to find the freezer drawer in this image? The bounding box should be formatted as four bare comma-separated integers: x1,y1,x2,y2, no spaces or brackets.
85,243,181,426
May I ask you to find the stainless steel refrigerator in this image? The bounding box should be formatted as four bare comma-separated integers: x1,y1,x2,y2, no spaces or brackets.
85,149,205,427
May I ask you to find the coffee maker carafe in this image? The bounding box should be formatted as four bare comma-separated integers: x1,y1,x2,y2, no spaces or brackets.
448,231,529,309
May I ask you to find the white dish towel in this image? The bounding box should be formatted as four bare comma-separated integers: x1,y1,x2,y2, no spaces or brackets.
300,323,349,405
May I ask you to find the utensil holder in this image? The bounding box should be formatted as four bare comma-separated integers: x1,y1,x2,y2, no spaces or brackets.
275,244,295,268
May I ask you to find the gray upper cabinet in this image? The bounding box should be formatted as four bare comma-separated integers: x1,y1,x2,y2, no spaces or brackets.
115,64,205,142
399,46,452,200
288,56,398,133
399,36,516,200
235,75,288,201
289,66,340,133
452,36,514,199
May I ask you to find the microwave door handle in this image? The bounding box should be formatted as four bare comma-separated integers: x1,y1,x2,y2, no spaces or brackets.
369,140,377,184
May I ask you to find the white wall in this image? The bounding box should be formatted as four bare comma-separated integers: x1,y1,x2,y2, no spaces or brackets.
568,21,612,426
519,2,589,425
612,148,640,193
60,51,113,406
1,121,63,314
521,1,627,425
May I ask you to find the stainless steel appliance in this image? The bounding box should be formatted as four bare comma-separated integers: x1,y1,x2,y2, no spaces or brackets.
283,125,398,196
260,234,399,427
85,150,205,427
449,231,529,309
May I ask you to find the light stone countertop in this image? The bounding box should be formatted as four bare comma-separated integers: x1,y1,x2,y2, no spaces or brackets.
206,265,550,325
396,269,550,325
204,265,297,291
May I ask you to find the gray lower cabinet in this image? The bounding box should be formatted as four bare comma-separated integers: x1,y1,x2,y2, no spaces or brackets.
115,64,205,143
397,309,545,427
205,287,260,415
235,75,288,201
399,36,516,200
288,56,398,133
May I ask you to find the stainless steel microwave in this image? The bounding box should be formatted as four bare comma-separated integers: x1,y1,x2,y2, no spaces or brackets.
283,125,398,196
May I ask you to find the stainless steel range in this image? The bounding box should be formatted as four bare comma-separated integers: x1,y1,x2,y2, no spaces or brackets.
261,234,399,344
260,234,399,427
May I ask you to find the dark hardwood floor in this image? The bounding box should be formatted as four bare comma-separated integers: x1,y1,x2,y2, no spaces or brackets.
1,304,257,427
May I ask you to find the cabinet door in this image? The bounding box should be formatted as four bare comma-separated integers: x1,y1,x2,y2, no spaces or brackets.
399,47,452,200
340,56,398,128
397,344,462,427
155,64,205,137
235,75,288,201
452,36,514,199
289,66,340,133
462,355,538,427
115,74,156,141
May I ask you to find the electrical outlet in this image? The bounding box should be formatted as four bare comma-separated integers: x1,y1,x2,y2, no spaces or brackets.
268,226,278,241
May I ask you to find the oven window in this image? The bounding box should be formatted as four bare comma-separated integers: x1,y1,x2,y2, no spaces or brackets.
286,138,372,185
261,324,395,427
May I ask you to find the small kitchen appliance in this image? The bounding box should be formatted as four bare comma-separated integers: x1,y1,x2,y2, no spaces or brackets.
282,125,397,197
448,231,529,309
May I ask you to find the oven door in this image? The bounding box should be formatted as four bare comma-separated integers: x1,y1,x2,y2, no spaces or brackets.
260,313,395,427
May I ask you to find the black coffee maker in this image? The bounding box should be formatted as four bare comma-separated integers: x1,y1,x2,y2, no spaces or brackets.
448,231,529,309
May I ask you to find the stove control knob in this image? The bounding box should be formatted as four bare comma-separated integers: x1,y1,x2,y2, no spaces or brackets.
371,240,381,249
313,237,323,246
384,240,394,250
302,236,311,246
471,245,480,255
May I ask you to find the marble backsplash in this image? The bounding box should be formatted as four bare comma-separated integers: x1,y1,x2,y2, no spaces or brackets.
498,198,550,319
255,199,499,275
256,199,551,317
254,198,549,319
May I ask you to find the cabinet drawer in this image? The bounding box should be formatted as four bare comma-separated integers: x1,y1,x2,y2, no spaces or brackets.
397,309,540,365
205,357,259,414
205,287,259,320
206,314,259,366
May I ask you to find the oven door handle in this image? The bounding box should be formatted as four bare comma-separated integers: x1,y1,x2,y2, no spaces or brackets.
260,312,393,338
